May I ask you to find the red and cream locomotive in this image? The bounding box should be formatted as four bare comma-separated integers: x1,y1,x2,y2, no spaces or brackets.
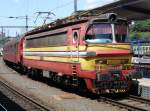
3,13,138,94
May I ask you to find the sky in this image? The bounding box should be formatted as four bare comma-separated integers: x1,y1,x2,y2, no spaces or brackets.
0,0,116,36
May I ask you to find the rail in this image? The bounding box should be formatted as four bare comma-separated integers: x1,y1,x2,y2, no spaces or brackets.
0,104,7,111
0,80,53,111
128,95,150,105
98,95,150,111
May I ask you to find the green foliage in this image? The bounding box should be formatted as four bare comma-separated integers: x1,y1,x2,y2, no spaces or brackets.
132,19,150,32
130,19,150,40
130,32,150,40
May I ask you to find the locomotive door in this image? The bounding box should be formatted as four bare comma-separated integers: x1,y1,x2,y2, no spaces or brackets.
71,29,80,62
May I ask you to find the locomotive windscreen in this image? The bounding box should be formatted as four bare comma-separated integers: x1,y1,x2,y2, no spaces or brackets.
85,23,128,44
85,24,112,43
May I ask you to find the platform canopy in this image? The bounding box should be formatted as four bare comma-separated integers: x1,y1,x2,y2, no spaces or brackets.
27,0,150,34
70,0,150,21
92,0,150,20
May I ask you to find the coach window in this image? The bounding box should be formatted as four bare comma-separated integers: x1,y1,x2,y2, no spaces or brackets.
73,32,78,44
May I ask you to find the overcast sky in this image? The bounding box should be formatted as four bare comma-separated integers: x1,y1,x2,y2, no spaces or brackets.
0,0,116,36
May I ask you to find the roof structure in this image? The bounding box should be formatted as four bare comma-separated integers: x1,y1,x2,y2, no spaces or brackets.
27,0,150,35
67,0,150,21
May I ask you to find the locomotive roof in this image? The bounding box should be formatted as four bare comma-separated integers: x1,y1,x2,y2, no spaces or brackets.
25,0,150,36
25,18,88,36
25,13,127,36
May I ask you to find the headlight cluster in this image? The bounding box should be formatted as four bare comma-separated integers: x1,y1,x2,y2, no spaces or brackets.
95,59,131,71
95,60,107,64
95,59,129,65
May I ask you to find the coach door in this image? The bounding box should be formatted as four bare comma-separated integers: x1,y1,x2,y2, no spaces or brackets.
71,29,80,62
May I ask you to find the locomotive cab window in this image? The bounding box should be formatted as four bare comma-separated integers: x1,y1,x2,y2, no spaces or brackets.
85,22,128,44
115,24,128,43
115,34,127,42
85,24,113,44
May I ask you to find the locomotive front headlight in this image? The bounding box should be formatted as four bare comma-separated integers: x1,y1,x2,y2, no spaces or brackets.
95,60,107,64
108,13,117,22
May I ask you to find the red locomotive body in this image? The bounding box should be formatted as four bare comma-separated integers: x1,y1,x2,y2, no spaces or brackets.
3,13,139,94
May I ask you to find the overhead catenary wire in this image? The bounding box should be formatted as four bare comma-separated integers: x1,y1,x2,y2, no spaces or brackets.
34,11,55,24
0,0,80,37
33,0,79,24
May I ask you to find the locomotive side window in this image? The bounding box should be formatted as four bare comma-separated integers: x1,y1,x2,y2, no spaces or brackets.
26,32,67,48
48,33,67,46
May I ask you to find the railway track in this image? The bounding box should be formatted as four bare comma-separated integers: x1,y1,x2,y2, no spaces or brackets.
98,95,150,111
0,104,7,111
128,95,150,105
0,80,53,111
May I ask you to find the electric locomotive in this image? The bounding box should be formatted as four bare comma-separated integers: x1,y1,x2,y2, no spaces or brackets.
3,13,138,94
22,13,137,94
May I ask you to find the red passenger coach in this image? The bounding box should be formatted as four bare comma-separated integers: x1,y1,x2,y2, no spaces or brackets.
3,37,25,66
3,39,19,64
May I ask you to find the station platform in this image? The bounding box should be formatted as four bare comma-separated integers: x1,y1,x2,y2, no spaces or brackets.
138,78,150,100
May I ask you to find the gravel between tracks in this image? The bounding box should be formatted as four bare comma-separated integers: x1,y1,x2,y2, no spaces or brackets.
0,58,125,111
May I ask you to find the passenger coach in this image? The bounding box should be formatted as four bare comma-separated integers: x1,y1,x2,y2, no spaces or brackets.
3,37,25,66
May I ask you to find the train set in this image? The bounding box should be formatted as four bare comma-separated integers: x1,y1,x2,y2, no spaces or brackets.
2,13,142,94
